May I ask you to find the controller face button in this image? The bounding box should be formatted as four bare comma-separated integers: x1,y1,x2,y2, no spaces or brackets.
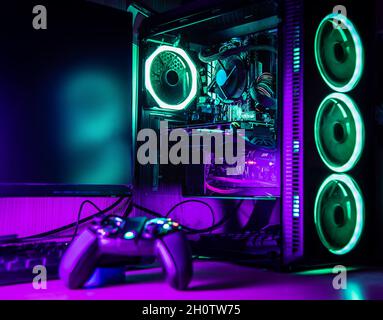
142,219,182,240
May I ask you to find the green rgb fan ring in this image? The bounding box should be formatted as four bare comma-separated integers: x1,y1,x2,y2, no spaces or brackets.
314,13,364,93
314,93,365,173
145,45,198,110
314,174,364,255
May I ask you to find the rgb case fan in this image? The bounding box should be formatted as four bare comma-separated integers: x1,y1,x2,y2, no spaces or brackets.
145,45,198,110
314,174,364,255
314,93,365,173
314,13,364,93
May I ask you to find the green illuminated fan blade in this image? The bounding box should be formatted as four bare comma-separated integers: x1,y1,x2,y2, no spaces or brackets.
145,45,198,110
314,93,365,173
314,174,364,255
314,13,364,92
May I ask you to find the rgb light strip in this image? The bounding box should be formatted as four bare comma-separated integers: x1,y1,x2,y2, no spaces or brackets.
314,93,365,173
281,0,304,261
145,45,198,110
314,174,364,255
314,13,364,93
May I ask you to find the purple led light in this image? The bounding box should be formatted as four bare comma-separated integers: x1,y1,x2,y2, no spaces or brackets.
281,0,304,262
205,182,238,195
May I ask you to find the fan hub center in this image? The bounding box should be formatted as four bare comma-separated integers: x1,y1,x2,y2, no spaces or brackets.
333,42,347,63
333,205,347,227
333,122,346,143
216,69,228,87
165,70,179,87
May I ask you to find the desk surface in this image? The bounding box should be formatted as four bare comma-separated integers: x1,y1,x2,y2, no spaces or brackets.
0,261,382,300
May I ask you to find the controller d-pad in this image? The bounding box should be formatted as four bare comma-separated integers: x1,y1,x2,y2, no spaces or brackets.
93,216,126,237
102,216,125,228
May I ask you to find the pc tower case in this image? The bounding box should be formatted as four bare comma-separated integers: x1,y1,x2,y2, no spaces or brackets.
133,0,380,269
287,0,379,267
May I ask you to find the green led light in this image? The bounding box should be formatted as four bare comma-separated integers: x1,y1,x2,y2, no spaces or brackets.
124,231,135,240
297,267,358,276
314,174,364,255
314,13,364,93
145,45,198,110
345,283,365,300
314,93,365,173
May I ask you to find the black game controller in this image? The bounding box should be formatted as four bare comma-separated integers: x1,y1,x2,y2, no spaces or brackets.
59,216,193,290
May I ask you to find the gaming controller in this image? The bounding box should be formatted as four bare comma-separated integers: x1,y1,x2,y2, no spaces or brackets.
59,216,193,290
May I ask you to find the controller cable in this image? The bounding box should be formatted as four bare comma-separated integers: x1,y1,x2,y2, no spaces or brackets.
71,197,133,242
165,199,216,233
132,199,242,234
22,197,236,241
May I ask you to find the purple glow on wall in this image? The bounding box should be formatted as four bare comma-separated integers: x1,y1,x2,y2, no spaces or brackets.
0,197,122,237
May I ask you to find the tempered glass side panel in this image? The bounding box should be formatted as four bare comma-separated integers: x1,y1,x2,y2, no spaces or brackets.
139,20,280,199
136,0,282,266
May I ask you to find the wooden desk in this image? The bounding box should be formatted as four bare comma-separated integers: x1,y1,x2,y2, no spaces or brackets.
0,261,382,300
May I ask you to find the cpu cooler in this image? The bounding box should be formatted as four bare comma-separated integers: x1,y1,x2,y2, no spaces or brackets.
214,55,247,102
